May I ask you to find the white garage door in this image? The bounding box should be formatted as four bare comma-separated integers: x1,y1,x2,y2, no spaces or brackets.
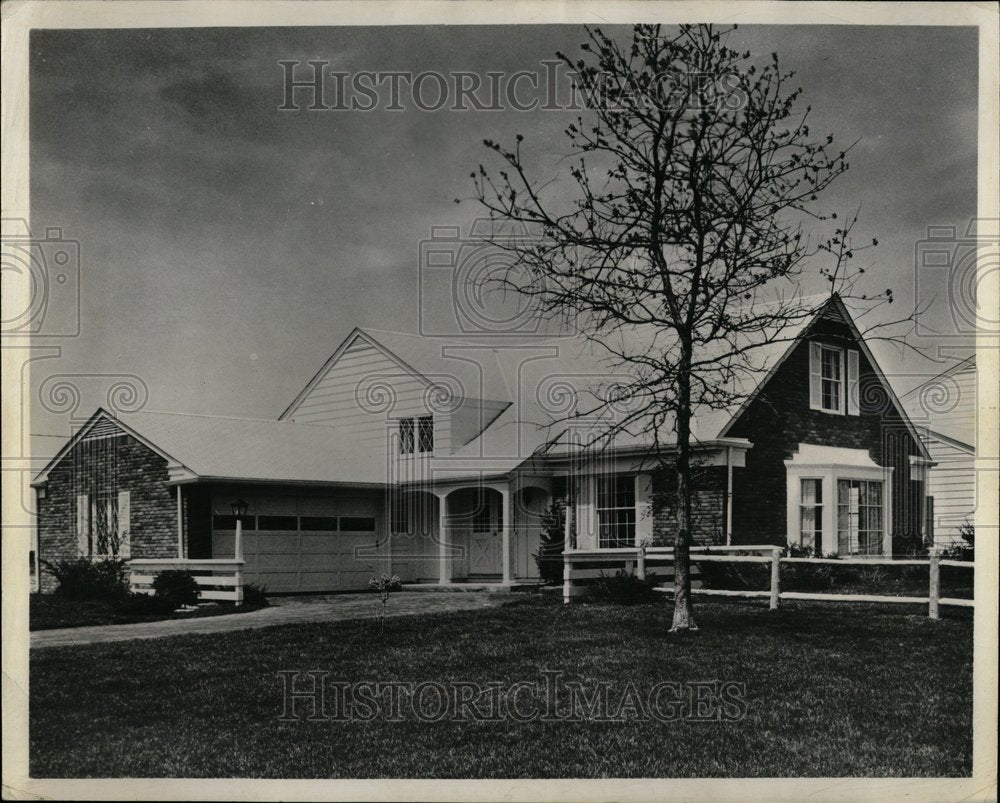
211,494,383,592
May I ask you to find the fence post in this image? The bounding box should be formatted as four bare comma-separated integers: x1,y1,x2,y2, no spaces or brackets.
928,550,940,620
769,547,781,610
637,544,647,580
563,553,572,605
234,561,244,607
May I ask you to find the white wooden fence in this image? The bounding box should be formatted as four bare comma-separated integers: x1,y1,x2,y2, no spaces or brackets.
129,558,245,605
563,545,973,619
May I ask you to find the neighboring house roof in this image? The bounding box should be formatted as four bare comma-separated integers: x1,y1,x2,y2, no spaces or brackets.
900,355,976,451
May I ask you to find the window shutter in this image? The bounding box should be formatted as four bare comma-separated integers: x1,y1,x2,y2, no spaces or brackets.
634,473,653,546
809,342,822,410
76,494,89,556
847,350,860,415
117,490,131,557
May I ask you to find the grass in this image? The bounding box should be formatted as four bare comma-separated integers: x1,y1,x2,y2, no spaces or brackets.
30,593,266,631
30,596,972,778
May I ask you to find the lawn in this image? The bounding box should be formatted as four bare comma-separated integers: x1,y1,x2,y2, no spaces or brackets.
30,593,266,631
30,596,972,778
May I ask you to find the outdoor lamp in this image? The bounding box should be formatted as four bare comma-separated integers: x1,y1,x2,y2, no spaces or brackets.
231,498,249,521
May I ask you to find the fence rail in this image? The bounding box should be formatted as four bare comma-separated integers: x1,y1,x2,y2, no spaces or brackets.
128,558,245,605
563,546,973,619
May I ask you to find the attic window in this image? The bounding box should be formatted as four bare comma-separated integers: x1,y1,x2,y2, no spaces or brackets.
809,342,860,415
399,415,433,455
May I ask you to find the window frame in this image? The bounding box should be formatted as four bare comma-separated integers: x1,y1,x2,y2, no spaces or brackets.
818,344,845,415
837,478,885,556
797,477,823,556
90,492,119,557
398,415,433,455
596,474,637,549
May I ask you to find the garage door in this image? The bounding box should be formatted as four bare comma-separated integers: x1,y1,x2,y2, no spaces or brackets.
211,495,383,592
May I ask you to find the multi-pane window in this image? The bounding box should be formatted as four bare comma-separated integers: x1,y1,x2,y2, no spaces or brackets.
820,346,843,413
398,415,433,454
399,418,415,454
837,479,883,555
597,475,636,549
799,479,823,555
417,416,434,453
91,493,119,556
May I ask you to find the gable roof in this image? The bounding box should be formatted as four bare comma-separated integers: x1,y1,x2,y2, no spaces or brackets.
717,295,932,460
278,327,512,421
900,354,976,450
32,408,387,487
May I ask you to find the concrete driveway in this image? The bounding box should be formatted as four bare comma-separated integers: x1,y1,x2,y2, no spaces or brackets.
30,591,517,650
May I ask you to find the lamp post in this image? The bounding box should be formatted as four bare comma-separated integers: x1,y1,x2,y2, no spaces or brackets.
231,498,248,562
231,498,248,607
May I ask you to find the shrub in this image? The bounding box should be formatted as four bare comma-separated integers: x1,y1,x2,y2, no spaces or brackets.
697,556,770,591
533,500,570,585
117,592,175,616
152,570,200,609
589,570,659,605
941,520,974,562
780,546,835,591
43,557,129,601
242,583,269,607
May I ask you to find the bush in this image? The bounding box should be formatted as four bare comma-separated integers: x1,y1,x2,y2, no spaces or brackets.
533,500,569,585
697,556,770,591
152,570,200,609
781,546,835,591
242,583,269,607
941,520,974,562
117,592,175,616
43,557,129,601
589,570,659,605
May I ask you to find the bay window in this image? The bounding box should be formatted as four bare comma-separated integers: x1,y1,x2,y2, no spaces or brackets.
798,479,823,556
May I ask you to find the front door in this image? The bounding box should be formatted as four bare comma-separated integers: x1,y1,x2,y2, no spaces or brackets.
469,493,502,575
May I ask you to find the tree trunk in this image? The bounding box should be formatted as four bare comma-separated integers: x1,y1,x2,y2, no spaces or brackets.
671,343,697,632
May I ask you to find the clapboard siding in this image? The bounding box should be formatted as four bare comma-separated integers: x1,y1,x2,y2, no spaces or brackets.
286,338,453,452
922,436,975,545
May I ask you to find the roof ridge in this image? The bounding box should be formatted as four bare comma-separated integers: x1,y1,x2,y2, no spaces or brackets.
900,354,977,398
116,409,296,424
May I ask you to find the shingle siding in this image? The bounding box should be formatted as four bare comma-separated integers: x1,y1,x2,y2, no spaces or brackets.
36,430,178,591
726,316,924,552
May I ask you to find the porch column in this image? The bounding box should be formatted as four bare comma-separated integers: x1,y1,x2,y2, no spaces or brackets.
563,493,573,549
437,492,449,584
176,485,184,558
500,486,513,585
725,446,734,546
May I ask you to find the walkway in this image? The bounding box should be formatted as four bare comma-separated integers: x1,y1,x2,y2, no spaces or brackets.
30,591,516,649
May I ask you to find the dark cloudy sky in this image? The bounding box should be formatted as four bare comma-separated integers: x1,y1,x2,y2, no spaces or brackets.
29,24,978,438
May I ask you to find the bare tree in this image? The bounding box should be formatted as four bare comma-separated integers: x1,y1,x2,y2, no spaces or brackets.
470,23,903,631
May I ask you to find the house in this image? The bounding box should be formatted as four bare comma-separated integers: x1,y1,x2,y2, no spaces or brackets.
32,296,934,593
901,356,977,547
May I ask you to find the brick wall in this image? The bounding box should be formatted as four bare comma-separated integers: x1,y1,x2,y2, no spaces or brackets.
725,316,923,551
36,431,178,592
650,465,727,546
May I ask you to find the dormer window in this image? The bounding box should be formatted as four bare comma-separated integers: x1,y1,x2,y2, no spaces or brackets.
399,415,434,455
